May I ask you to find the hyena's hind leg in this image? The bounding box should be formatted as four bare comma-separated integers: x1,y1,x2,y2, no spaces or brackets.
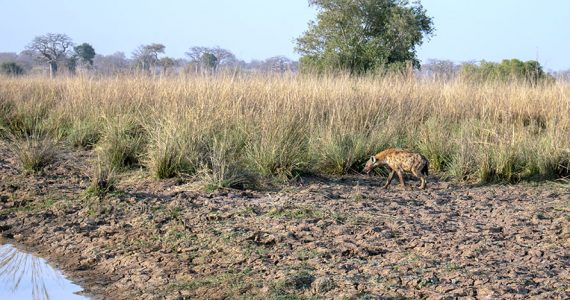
396,170,407,188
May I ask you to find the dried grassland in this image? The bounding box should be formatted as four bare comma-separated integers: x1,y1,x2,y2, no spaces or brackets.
1,74,568,186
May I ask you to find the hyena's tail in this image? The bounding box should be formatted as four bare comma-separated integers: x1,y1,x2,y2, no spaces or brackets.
422,161,429,176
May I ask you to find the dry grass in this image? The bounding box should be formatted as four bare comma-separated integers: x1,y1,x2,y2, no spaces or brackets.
0,74,569,185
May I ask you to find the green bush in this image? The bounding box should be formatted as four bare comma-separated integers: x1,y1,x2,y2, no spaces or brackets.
0,62,24,76
460,59,552,84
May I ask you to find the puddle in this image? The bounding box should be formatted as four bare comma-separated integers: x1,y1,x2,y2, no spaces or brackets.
0,243,88,300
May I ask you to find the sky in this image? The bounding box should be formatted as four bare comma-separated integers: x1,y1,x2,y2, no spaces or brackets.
0,0,569,71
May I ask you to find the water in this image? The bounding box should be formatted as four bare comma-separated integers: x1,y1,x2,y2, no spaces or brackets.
0,243,88,300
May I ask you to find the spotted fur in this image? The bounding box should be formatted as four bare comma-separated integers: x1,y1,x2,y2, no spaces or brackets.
363,148,429,189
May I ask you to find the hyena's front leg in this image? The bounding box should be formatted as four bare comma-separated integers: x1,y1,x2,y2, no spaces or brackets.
412,169,426,189
384,170,395,189
396,170,407,188
419,176,426,189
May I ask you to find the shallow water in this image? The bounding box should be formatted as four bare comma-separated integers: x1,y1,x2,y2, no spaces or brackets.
0,243,88,300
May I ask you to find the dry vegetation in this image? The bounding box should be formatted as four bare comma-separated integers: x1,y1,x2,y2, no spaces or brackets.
0,74,569,186
1,74,570,299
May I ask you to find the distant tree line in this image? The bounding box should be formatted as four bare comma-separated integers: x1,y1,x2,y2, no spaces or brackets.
460,59,551,84
419,59,555,84
0,32,561,84
3,0,437,77
0,33,299,77
0,3,564,81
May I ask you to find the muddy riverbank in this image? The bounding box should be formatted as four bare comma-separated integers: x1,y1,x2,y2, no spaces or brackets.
0,144,569,299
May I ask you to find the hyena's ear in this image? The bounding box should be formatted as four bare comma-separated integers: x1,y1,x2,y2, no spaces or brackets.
371,156,377,163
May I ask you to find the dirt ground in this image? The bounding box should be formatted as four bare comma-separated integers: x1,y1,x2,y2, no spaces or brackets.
0,144,569,299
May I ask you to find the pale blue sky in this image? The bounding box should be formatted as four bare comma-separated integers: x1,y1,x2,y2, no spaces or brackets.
0,0,569,70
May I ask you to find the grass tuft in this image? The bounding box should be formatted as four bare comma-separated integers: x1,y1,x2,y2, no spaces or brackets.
198,129,258,190
245,118,308,179
11,136,56,174
85,158,117,198
97,116,146,171
67,119,101,149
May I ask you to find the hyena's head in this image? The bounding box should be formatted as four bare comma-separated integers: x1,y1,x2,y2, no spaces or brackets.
363,156,380,174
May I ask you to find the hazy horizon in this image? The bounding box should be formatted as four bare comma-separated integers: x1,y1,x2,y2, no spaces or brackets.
1,0,569,70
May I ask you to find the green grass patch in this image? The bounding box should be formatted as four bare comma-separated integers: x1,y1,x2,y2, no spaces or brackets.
67,119,101,149
0,198,57,216
267,206,325,220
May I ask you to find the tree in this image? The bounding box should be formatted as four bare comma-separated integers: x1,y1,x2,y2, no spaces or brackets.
295,0,433,74
65,55,78,74
421,59,458,81
74,43,96,67
185,46,237,74
0,53,18,64
1,62,24,76
210,47,238,67
200,53,218,74
26,33,74,78
15,51,35,72
185,46,208,63
132,43,165,72
262,56,293,73
158,57,176,75
186,46,209,73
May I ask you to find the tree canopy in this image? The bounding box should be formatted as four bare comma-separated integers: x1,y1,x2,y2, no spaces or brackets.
132,43,165,72
295,0,433,74
26,33,74,77
185,46,237,74
74,43,96,66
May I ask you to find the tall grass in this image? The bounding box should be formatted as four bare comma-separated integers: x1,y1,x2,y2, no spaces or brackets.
0,74,568,184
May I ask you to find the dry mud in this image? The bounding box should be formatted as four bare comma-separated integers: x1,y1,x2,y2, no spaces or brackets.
0,145,569,299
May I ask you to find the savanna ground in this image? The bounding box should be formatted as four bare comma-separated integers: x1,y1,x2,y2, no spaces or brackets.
0,74,569,299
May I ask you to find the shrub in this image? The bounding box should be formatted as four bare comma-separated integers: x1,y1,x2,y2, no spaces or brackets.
0,62,24,76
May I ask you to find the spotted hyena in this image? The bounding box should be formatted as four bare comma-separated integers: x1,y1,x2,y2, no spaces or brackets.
363,148,429,189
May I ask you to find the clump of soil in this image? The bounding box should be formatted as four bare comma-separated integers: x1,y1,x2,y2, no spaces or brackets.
1,144,569,299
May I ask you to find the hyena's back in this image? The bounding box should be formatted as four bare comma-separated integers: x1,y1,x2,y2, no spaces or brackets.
379,149,428,174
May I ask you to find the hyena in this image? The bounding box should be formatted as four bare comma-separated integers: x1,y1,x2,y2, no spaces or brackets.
363,148,429,189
